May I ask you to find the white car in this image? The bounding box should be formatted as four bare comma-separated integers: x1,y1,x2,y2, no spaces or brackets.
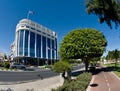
11,63,26,69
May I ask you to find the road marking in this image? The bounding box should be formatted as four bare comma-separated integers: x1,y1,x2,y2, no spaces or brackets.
108,87,111,91
103,72,111,91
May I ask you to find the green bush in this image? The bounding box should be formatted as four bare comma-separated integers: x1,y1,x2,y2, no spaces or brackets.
52,72,92,91
3,62,10,69
53,61,72,73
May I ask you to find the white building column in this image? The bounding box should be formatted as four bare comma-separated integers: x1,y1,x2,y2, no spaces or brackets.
15,31,18,56
54,39,56,60
23,30,25,56
46,38,48,60
28,31,30,57
50,39,52,60
35,33,37,57
41,35,43,58
18,31,20,56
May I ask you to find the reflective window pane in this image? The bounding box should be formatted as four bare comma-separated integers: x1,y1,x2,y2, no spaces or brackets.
36,34,41,57
42,36,46,58
30,32,35,57
24,30,29,56
19,30,24,56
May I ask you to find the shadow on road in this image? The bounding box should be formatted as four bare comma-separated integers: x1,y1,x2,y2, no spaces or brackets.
71,70,84,76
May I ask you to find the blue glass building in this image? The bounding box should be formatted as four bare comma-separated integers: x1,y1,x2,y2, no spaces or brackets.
13,19,57,65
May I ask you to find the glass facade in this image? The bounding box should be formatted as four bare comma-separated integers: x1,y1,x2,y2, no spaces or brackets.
42,36,46,59
19,30,24,56
14,19,57,66
30,32,35,57
17,30,57,59
24,30,29,56
36,34,41,58
47,38,51,59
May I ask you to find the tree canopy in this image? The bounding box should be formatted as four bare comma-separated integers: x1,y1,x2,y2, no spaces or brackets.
106,49,120,60
59,28,107,59
59,28,107,71
86,0,120,28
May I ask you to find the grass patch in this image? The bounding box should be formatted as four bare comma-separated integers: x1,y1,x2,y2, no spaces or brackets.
0,67,17,71
114,71,120,78
105,62,120,78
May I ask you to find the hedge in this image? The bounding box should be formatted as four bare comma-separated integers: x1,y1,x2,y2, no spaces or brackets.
52,72,92,91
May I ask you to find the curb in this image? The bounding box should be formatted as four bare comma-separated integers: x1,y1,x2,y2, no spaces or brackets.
0,75,58,85
86,75,95,91
111,71,120,80
0,79,41,85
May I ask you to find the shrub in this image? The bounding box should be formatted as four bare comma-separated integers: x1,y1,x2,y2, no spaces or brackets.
3,62,10,69
53,61,72,80
52,72,92,91
53,61,72,73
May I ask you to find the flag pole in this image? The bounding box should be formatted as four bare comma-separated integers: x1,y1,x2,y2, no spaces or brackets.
27,11,30,19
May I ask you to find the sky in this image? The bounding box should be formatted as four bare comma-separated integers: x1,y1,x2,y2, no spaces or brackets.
0,0,120,56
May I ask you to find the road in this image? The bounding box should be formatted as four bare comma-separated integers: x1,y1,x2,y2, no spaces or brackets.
0,64,84,82
0,70,58,82
88,67,120,91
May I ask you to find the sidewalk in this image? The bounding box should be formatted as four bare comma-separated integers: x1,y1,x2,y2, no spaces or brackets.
0,75,64,91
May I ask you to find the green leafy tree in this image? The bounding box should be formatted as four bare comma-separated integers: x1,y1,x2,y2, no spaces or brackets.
53,60,72,80
106,49,120,63
59,28,107,71
86,0,120,28
114,49,119,67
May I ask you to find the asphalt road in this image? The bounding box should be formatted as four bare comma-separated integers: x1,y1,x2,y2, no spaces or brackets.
0,64,84,82
0,70,58,82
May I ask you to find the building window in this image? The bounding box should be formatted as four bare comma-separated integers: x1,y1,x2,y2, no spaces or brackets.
48,49,51,59
52,50,54,59
47,38,51,59
31,27,35,30
42,36,46,59
19,30,24,56
24,30,29,56
30,32,35,57
55,38,57,59
52,40,55,59
36,34,41,57
52,40,54,49
47,38,50,48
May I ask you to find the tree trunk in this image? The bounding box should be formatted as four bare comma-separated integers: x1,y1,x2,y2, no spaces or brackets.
115,59,117,68
84,60,89,72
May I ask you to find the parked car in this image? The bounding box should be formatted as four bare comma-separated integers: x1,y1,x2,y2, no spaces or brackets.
11,63,26,69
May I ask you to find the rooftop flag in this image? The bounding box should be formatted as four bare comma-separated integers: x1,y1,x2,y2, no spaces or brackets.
28,11,34,15
27,10,34,19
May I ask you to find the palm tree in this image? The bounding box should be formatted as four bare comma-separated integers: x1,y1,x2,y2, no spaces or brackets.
86,0,120,28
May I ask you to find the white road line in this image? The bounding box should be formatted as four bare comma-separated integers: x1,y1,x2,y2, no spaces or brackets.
109,87,111,91
103,72,111,91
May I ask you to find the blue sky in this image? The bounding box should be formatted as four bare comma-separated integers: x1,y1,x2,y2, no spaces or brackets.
0,0,120,56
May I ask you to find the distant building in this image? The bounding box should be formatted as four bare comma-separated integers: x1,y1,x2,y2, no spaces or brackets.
10,42,15,61
11,19,57,65
0,52,6,61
